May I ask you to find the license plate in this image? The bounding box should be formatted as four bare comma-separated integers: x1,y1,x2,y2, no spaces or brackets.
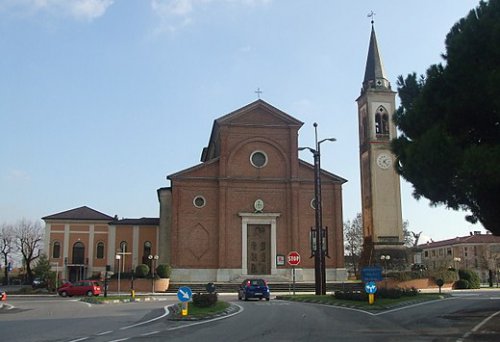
254,293,262,295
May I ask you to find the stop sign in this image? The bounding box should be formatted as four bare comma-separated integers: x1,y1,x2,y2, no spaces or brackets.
287,251,301,266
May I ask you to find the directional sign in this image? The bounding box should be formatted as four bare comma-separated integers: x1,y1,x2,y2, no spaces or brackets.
361,266,383,282
287,251,301,266
177,286,193,302
364,281,377,294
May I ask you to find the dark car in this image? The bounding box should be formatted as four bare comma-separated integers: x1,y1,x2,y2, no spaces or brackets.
0,289,6,301
57,280,101,297
32,278,47,289
238,278,270,301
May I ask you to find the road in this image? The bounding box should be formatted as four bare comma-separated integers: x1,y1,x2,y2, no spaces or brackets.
1,291,500,341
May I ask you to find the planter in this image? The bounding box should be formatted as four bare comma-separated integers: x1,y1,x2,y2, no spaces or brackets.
154,278,170,292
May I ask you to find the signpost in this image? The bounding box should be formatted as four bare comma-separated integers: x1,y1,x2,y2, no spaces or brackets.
364,281,377,305
177,286,192,316
361,266,383,282
287,251,301,295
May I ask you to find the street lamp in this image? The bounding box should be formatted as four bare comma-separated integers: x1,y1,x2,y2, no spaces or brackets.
298,122,336,296
148,254,159,293
380,255,391,275
115,255,121,296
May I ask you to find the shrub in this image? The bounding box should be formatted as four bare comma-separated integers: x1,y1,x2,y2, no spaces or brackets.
192,293,218,308
429,268,459,283
156,264,171,278
334,290,367,301
458,269,480,289
135,264,150,278
377,287,403,299
454,279,470,289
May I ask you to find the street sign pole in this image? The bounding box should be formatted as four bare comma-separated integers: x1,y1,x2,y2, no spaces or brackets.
292,266,296,295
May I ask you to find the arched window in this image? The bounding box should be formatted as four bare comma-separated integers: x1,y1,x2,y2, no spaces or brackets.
382,114,389,135
119,241,128,253
72,242,85,264
375,113,382,134
142,241,152,265
52,241,61,259
96,242,105,259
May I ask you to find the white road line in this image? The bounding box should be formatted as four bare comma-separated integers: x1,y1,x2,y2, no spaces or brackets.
141,331,160,336
96,330,113,335
107,339,130,342
374,297,457,316
167,303,244,331
67,337,89,342
457,310,500,342
120,305,170,330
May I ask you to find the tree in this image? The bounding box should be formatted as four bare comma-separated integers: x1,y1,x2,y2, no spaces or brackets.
14,219,43,283
402,220,416,248
0,223,15,285
392,0,500,235
33,253,54,290
344,213,363,277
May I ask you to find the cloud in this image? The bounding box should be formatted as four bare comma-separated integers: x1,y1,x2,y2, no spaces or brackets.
150,0,272,33
0,0,114,21
6,169,31,183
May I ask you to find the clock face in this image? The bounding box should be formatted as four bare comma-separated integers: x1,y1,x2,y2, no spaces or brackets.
376,153,392,169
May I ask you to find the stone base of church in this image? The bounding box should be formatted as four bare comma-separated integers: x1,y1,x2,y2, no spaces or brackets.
171,268,348,282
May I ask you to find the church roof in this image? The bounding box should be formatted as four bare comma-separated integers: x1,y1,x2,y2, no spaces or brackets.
42,206,114,221
362,24,391,92
299,160,348,184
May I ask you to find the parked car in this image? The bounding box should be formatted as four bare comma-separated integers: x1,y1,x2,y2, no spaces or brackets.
238,278,270,301
0,289,6,301
57,280,101,297
32,278,47,289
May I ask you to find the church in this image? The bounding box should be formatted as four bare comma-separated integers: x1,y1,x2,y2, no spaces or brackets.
43,23,403,283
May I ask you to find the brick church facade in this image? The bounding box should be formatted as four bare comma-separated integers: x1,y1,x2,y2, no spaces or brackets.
158,100,347,282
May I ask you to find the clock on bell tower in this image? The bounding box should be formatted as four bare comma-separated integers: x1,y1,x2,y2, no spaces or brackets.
356,22,404,250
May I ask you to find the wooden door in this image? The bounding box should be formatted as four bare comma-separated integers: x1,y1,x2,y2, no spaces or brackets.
247,224,271,275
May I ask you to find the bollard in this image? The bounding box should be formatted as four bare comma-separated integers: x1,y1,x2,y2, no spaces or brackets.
130,289,135,299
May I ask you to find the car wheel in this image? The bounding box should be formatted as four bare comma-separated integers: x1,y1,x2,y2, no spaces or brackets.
266,297,270,301
86,290,93,297
243,293,248,301
60,291,68,297
238,292,242,300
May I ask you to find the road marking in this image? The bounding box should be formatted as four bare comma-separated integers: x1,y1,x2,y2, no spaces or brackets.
67,338,89,342
96,330,113,335
107,339,129,342
141,331,160,336
120,305,170,330
167,303,244,331
457,310,500,342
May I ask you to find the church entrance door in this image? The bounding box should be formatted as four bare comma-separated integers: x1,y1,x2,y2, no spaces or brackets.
247,224,271,275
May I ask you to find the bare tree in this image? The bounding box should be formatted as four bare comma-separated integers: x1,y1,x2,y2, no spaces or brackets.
0,223,15,285
14,219,43,283
403,220,416,248
344,213,363,277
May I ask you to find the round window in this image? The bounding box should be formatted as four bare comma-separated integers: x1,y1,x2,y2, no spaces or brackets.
310,198,317,209
193,196,206,208
250,151,268,168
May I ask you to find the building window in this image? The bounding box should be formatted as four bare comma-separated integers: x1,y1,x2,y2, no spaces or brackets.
72,242,85,264
119,241,128,253
52,241,61,259
447,248,452,256
142,241,152,265
439,248,443,256
250,151,268,168
464,247,468,257
431,250,436,257
310,198,316,209
96,242,105,259
424,251,429,258
193,195,206,208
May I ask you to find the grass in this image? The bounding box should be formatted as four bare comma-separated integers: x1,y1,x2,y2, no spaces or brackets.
277,293,448,311
173,301,231,318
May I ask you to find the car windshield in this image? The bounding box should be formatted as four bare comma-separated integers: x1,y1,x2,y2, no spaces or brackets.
249,280,265,286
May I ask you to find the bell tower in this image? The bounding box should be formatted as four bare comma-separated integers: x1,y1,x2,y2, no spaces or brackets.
356,22,404,256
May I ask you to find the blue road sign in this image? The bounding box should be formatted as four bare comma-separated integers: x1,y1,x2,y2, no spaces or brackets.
177,286,193,302
365,281,377,294
361,266,383,282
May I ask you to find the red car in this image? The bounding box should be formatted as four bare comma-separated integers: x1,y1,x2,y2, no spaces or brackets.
57,280,101,297
0,289,6,301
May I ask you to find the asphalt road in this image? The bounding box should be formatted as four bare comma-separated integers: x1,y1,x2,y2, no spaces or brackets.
1,291,500,341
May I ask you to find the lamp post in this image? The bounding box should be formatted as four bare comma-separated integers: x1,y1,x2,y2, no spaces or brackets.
380,255,391,275
299,122,336,296
115,255,121,296
148,254,159,293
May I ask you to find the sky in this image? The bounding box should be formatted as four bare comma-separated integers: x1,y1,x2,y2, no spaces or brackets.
0,0,486,243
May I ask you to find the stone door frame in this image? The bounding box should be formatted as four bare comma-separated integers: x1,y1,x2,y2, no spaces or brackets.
238,212,280,276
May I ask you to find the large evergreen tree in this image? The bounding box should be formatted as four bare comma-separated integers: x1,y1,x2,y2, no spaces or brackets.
392,0,500,235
